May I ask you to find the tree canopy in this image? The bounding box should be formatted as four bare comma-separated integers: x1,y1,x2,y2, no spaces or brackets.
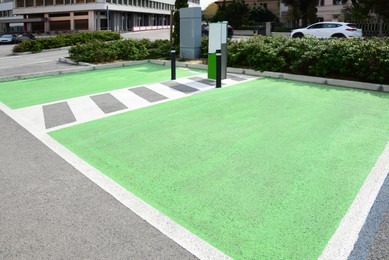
281,0,317,26
212,0,278,28
203,3,219,22
342,0,389,20
172,0,188,47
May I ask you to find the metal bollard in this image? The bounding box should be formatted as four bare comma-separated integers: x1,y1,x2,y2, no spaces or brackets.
171,47,176,80
216,49,222,88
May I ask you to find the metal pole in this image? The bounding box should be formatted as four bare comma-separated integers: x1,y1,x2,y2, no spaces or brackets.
106,6,110,31
216,49,221,88
170,10,174,44
171,47,176,80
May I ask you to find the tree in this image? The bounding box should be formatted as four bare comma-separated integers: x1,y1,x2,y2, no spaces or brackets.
342,0,389,20
343,0,389,36
281,0,318,26
248,6,279,23
203,3,219,22
172,0,188,47
212,0,249,28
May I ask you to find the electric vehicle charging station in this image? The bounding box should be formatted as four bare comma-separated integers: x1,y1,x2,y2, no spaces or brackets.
208,22,228,80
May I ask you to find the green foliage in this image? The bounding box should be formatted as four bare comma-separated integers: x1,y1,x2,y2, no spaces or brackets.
68,39,149,63
12,31,120,53
172,0,189,47
200,36,209,58
247,6,278,23
213,0,249,28
139,39,172,59
227,36,389,84
343,0,389,20
281,0,317,27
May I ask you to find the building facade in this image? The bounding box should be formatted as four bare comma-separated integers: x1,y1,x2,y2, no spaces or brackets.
316,0,346,21
0,0,23,32
0,0,199,33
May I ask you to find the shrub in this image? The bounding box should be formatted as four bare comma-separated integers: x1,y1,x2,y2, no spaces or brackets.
139,39,171,59
12,31,120,53
68,39,149,63
227,35,389,84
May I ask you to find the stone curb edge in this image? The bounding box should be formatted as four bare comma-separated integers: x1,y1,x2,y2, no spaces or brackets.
1,58,388,93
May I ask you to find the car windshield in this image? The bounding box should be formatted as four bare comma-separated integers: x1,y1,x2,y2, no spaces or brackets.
1,35,13,38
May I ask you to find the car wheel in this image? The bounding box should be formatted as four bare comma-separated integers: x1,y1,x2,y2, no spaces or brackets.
292,33,304,38
331,34,346,38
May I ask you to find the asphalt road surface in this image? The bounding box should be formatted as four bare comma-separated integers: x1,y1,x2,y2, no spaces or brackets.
0,110,197,259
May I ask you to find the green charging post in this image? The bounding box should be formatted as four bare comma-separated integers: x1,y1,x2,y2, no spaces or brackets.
208,21,228,81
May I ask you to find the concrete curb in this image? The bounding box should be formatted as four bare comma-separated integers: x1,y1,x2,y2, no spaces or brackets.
241,69,389,93
3,58,389,93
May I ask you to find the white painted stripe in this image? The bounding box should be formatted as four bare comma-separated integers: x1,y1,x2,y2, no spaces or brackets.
108,89,150,110
13,105,45,132
147,83,187,99
175,78,213,91
319,143,389,260
67,96,105,123
0,101,231,260
222,79,239,86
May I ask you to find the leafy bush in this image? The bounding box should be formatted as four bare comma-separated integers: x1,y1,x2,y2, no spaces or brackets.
58,32,389,84
201,36,209,58
139,39,171,59
228,36,389,84
69,39,149,63
13,31,120,53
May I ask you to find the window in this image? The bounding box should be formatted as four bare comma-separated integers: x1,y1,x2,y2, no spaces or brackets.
308,24,323,29
16,0,24,8
318,0,324,6
333,0,342,5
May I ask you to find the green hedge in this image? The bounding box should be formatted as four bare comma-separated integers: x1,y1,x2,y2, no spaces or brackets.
228,36,389,84
66,34,388,84
12,31,120,53
68,39,150,63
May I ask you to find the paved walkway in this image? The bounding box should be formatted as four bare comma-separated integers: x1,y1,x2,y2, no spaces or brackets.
12,74,253,133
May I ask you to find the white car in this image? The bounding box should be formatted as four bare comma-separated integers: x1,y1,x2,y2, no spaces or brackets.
291,22,363,39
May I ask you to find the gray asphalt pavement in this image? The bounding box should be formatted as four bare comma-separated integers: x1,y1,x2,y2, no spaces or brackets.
0,110,196,259
0,37,198,259
368,208,389,259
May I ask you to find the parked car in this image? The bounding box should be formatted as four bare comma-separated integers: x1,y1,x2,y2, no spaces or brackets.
0,34,17,44
291,22,363,39
202,24,234,38
15,33,36,43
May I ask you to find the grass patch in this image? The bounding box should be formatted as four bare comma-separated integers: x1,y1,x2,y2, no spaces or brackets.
49,78,389,259
0,63,203,109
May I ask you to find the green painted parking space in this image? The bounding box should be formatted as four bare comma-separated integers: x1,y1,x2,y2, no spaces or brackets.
49,78,389,259
0,63,203,109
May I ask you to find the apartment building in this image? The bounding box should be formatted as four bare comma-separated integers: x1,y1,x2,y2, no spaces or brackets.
0,0,199,33
0,0,23,32
316,0,346,21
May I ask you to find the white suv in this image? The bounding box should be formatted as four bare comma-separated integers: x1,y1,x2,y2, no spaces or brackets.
291,22,363,39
